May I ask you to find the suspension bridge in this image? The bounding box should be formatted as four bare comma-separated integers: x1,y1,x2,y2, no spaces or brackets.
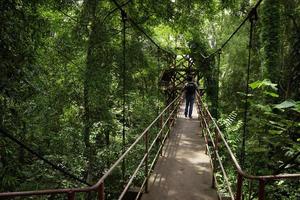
1,0,299,199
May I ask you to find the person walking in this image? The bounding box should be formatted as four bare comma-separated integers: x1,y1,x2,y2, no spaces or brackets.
184,76,197,119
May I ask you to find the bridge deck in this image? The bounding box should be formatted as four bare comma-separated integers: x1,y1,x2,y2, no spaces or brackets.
142,103,218,200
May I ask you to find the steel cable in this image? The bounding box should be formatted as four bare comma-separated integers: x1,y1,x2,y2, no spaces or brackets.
206,0,264,59
110,0,176,57
0,128,91,186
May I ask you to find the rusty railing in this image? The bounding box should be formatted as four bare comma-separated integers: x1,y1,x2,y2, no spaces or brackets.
196,92,300,200
0,95,182,200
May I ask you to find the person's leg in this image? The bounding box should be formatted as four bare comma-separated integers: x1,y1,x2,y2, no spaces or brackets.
188,97,194,118
184,96,189,117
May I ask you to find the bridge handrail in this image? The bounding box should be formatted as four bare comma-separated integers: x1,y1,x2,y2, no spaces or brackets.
0,95,181,199
196,92,300,200
96,95,180,184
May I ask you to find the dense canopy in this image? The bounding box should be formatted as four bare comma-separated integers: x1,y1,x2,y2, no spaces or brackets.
1,0,299,199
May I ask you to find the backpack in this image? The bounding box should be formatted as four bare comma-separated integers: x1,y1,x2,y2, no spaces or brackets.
186,82,196,96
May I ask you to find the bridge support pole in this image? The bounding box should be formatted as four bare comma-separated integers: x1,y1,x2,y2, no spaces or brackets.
258,179,265,200
167,107,170,137
98,182,105,200
168,107,171,130
236,174,243,200
144,131,149,193
170,104,174,127
67,191,75,200
211,151,216,189
211,172,215,189
159,115,164,155
211,147,216,188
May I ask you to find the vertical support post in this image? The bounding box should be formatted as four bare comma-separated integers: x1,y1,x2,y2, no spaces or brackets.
258,179,265,200
204,129,208,155
121,9,127,183
236,174,244,200
248,179,253,200
144,131,149,193
169,105,173,131
211,125,219,189
171,103,175,127
215,50,221,120
201,113,204,132
211,147,216,188
67,191,75,200
211,166,216,189
169,105,173,132
156,49,160,119
241,10,255,169
98,182,105,200
198,96,201,122
160,115,164,155
199,100,203,129
167,107,170,137
215,128,220,155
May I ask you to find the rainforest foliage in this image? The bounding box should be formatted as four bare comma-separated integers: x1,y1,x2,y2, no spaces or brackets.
0,0,299,199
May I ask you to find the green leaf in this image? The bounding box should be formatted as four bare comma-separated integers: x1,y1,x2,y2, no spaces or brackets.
263,91,279,98
253,104,272,112
291,102,300,113
252,147,268,152
274,100,296,109
249,79,278,90
269,130,283,135
249,80,262,89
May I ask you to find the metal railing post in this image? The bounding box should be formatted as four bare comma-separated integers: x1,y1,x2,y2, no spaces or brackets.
211,132,216,188
144,131,149,193
67,191,75,200
199,102,204,136
199,111,203,129
171,104,175,127
211,168,216,189
212,148,216,188
204,128,208,155
211,125,220,189
236,174,244,200
160,115,164,155
258,179,265,200
160,115,163,130
98,182,105,200
198,98,200,115
167,106,171,136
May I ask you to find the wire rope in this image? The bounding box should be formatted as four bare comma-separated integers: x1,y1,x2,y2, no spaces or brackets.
110,0,176,57
0,128,91,186
206,0,264,59
241,10,257,169
121,9,127,183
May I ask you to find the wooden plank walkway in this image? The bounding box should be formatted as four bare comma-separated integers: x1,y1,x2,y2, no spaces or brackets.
142,103,218,200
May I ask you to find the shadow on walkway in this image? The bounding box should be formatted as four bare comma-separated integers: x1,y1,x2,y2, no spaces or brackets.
142,103,218,200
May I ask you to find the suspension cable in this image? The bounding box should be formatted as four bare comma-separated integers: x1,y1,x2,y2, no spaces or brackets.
206,0,264,59
0,128,91,186
240,10,257,168
110,0,176,57
157,49,161,116
215,50,221,120
121,9,127,182
101,0,133,25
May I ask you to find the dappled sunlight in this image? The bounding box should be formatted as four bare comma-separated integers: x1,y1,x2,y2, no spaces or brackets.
142,103,217,200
